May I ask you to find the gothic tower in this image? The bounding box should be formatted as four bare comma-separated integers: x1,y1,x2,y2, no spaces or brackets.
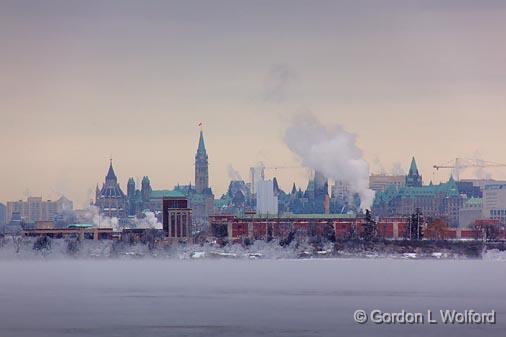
141,176,152,202
127,178,135,199
195,130,209,194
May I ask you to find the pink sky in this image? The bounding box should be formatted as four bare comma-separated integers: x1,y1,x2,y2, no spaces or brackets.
1,1,506,207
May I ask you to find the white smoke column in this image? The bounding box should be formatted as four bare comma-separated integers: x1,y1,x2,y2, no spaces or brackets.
373,157,386,175
83,206,120,232
227,164,243,181
391,162,404,176
284,113,375,210
473,151,493,180
134,211,163,229
452,158,466,181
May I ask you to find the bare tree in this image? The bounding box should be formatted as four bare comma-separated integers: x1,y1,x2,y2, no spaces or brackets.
12,235,22,254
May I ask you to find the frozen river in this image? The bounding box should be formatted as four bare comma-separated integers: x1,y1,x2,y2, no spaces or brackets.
0,258,504,337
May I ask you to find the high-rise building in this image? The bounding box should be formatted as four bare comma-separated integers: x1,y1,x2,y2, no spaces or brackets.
249,165,265,195
0,203,6,227
256,179,278,216
95,160,127,218
369,174,405,193
5,197,65,223
405,157,423,187
163,193,192,240
482,183,506,223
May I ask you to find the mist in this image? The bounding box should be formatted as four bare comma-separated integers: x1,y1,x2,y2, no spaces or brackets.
0,259,504,337
284,113,375,210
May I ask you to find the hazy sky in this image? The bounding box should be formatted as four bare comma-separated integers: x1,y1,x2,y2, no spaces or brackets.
1,0,506,207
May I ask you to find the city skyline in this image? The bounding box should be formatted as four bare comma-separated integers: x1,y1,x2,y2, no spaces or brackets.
2,1,506,206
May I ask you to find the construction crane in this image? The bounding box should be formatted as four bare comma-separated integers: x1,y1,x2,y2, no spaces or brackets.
263,166,305,171
433,158,506,181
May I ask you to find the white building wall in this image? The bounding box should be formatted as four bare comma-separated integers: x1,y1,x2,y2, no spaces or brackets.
483,184,506,223
256,179,278,216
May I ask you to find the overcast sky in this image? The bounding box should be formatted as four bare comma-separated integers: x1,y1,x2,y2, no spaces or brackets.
1,0,506,207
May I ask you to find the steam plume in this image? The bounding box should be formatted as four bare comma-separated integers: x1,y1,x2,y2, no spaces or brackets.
262,64,296,103
83,206,120,231
227,164,243,181
133,211,162,229
284,113,375,210
391,162,404,176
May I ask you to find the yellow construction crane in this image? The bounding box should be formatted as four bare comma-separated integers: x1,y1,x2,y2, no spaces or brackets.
433,158,506,181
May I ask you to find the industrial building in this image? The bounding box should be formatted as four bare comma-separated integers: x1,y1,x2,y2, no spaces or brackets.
23,224,114,240
209,214,489,242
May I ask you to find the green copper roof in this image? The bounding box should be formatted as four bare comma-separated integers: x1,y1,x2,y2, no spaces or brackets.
150,190,186,199
190,194,205,202
464,197,483,206
214,195,231,208
398,178,459,198
409,157,419,175
67,224,94,229
374,178,460,205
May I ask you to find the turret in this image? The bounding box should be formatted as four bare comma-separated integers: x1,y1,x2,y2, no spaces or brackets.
127,178,135,198
141,176,151,202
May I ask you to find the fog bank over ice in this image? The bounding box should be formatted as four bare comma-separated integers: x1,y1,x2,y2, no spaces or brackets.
0,259,504,337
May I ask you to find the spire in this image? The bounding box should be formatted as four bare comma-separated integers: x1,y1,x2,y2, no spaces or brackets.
273,177,279,192
106,160,117,182
197,130,206,156
195,129,209,194
409,157,419,175
406,156,422,187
